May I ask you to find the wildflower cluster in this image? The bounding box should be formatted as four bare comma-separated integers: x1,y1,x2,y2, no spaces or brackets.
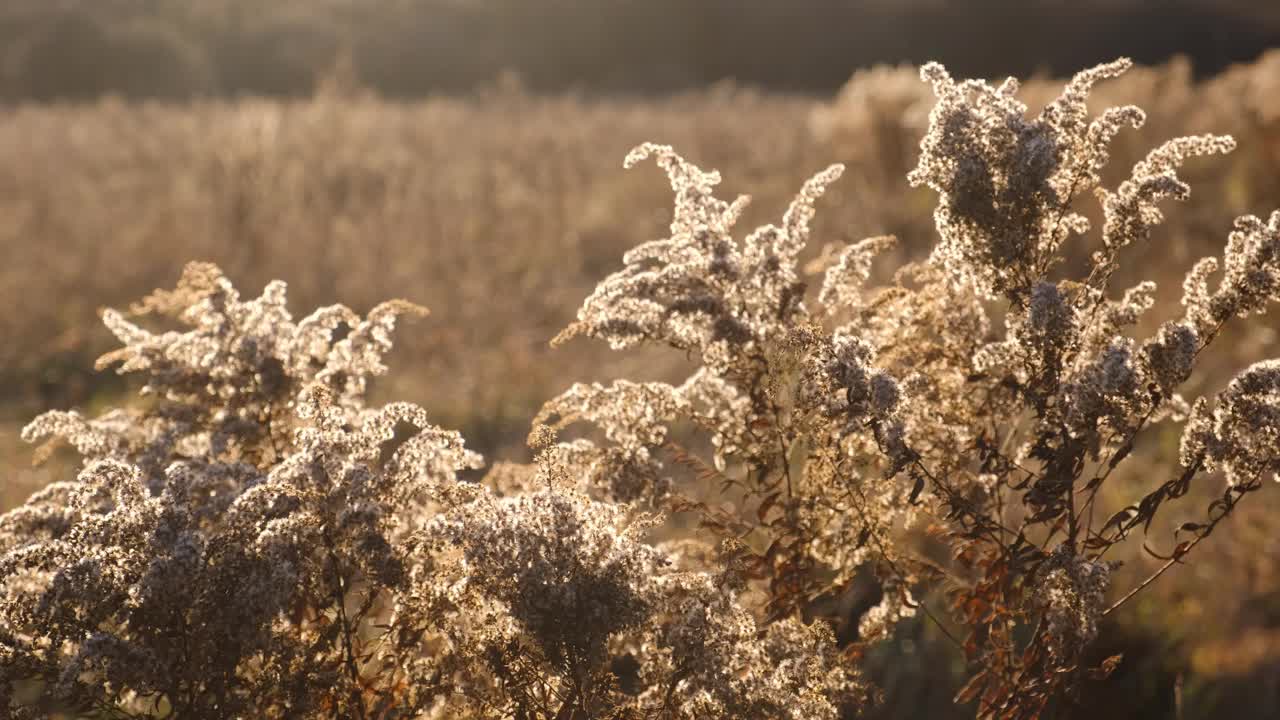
1031,545,1114,661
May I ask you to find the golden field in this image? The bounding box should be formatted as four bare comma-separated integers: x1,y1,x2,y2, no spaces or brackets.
3,52,1280,717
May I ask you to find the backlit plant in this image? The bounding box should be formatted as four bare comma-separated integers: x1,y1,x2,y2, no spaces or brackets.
2,58,1278,719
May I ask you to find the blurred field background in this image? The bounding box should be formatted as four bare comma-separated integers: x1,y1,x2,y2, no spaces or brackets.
2,2,1280,718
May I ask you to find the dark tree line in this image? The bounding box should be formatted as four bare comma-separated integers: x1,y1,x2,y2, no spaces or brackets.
2,0,1277,101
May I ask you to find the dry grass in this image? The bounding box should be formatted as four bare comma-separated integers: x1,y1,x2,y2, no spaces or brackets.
2,52,1280,717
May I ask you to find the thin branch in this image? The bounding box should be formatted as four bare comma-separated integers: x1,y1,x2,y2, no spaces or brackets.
1102,534,1203,617
323,530,369,720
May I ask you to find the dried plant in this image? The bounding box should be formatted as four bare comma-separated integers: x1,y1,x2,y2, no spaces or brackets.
543,58,1280,717
3,57,1280,719
0,264,858,719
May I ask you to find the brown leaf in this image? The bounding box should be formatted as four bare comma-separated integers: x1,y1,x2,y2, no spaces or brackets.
1087,653,1124,679
954,670,988,705
909,470,926,505
757,491,781,523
